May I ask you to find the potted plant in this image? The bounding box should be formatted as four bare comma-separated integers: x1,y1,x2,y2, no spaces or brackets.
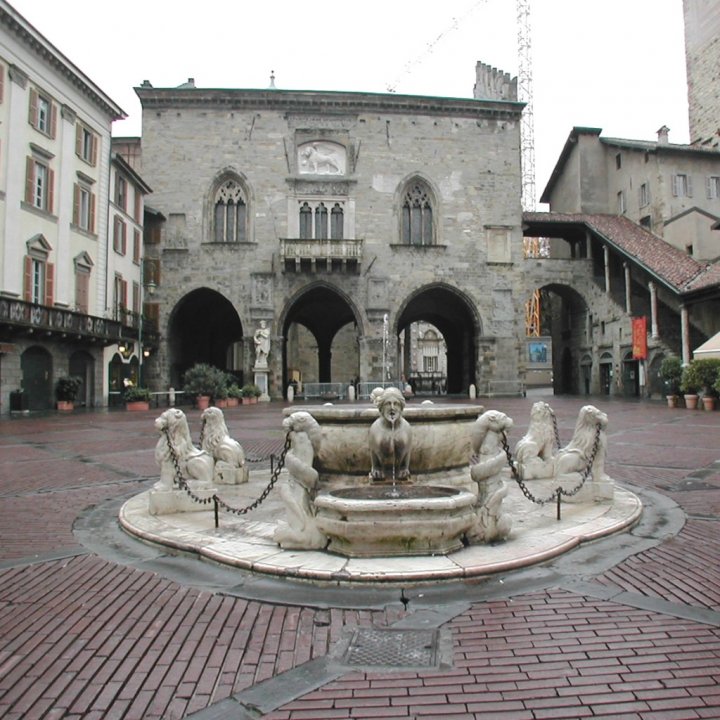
659,356,683,407
227,382,242,407
680,362,701,409
55,376,82,411
183,363,226,409
124,386,152,411
240,383,262,404
690,358,720,411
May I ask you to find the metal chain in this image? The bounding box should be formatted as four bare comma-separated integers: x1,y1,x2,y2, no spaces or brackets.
162,426,292,514
501,423,602,506
552,409,561,449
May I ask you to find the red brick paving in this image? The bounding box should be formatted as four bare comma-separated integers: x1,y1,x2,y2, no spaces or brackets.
1,397,720,719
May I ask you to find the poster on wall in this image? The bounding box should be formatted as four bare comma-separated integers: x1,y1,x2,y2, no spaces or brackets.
632,316,648,359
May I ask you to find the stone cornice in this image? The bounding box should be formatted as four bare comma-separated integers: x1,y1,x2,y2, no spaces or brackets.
134,87,524,121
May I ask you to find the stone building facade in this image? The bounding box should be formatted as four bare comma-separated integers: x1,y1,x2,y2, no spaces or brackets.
136,74,529,399
684,0,720,146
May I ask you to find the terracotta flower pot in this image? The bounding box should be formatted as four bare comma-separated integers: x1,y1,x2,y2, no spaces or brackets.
702,396,716,411
196,395,211,410
57,400,74,412
684,394,699,410
126,401,150,411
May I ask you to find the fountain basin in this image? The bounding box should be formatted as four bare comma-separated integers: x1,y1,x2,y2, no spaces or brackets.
314,485,477,557
284,403,482,488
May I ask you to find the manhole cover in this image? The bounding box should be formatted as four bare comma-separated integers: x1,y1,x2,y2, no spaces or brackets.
343,628,439,668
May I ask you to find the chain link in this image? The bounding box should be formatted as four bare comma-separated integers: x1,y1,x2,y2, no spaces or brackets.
500,423,602,506
162,427,291,514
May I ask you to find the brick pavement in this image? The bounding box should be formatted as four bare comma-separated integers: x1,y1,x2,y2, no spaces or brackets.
0,396,719,719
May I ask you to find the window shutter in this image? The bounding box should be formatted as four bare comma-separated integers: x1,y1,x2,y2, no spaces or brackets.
687,175,693,197
75,124,82,157
23,255,32,301
671,175,679,197
49,103,57,139
89,193,96,233
45,262,54,306
73,183,80,225
47,167,55,212
708,177,713,199
28,89,38,127
25,157,34,204
122,279,128,309
76,270,89,314
91,134,98,166
0,66,5,103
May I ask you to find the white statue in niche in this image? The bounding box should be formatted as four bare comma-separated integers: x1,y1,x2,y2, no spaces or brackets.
298,142,345,175
254,320,270,368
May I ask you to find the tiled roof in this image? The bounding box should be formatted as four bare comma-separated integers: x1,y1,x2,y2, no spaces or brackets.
522,211,719,294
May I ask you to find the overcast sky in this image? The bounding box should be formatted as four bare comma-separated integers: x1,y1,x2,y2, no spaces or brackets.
11,0,689,206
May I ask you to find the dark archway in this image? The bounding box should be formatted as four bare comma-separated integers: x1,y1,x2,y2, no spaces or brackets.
397,285,478,395
282,284,359,387
168,289,243,387
21,346,52,410
69,350,94,407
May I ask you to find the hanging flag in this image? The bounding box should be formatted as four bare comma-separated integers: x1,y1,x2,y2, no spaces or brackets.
632,316,648,359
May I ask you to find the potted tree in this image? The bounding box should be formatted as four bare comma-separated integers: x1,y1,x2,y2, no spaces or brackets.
183,363,226,410
240,383,262,404
691,358,720,411
124,385,152,411
227,380,242,408
55,376,82,411
659,356,683,408
680,362,701,410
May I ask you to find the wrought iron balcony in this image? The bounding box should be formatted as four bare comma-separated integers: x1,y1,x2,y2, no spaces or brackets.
280,238,362,273
0,297,156,346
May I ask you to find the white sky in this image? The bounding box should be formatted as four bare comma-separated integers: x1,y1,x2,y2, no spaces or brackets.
11,0,689,206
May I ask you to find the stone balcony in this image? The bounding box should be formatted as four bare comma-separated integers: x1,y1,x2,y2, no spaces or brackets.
280,238,363,273
0,297,157,346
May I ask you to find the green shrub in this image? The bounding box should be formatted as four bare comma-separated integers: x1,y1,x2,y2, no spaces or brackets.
55,376,82,401
183,363,228,399
659,356,683,395
124,386,152,402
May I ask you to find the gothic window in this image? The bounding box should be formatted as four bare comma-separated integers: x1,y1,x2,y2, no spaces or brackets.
331,203,344,240
299,202,313,239
214,179,247,242
314,203,328,239
402,181,434,245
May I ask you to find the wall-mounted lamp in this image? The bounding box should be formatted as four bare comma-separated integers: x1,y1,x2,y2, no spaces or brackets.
145,281,157,296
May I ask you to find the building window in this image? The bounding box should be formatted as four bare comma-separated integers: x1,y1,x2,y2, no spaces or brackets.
617,191,626,214
29,89,56,137
114,274,128,322
134,192,142,223
132,281,141,316
23,255,54,306
314,203,328,239
672,173,693,197
213,179,246,242
707,176,720,200
686,243,694,256
640,215,652,229
25,157,54,213
402,181,434,245
115,175,127,211
73,183,96,232
133,229,141,264
75,269,89,313
330,203,344,240
76,123,98,165
615,153,622,169
299,202,312,239
113,216,127,255
639,182,650,207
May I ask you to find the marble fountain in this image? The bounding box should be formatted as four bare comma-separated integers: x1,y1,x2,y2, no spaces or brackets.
120,389,642,584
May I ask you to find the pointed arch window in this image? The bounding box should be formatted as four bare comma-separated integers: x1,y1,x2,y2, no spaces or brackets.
402,181,434,245
331,203,344,240
314,203,328,239
214,179,247,242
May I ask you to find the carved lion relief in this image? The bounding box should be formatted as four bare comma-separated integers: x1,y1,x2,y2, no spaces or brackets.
297,141,346,176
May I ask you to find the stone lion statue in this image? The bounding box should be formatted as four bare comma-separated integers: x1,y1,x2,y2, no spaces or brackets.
556,405,609,483
513,401,557,480
154,408,214,491
274,411,327,550
468,410,513,543
200,407,248,485
368,387,412,482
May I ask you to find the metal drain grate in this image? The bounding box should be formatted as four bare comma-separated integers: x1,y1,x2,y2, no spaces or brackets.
343,628,439,668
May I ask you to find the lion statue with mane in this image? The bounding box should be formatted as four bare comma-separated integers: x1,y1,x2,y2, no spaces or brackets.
200,407,248,485
154,408,214,490
513,401,557,480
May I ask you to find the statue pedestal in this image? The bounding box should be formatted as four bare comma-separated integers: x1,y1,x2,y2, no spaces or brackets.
253,367,270,402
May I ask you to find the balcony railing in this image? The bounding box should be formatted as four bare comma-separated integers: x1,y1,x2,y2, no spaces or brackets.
0,297,152,346
280,238,363,272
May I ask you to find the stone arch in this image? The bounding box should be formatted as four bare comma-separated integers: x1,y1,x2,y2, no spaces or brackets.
280,281,363,388
395,173,440,246
396,283,480,394
205,168,253,244
69,350,94,407
167,288,243,387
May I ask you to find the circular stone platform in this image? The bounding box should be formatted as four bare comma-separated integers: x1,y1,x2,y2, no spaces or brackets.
120,470,642,585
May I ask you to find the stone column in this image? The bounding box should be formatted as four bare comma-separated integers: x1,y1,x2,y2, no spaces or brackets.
604,245,611,294
649,282,659,338
624,262,631,314
681,305,690,366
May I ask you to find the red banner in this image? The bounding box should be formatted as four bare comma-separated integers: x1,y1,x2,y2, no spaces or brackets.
632,316,648,359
